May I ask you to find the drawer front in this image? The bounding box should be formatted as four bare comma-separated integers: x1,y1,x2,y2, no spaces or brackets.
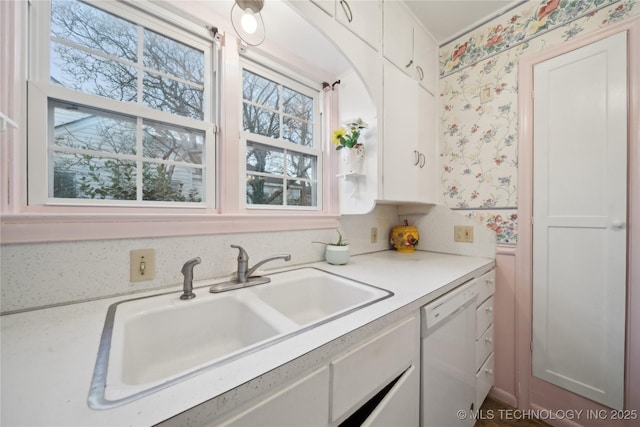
331,315,418,422
476,353,494,409
476,270,495,306
476,296,494,338
218,367,329,427
475,324,494,372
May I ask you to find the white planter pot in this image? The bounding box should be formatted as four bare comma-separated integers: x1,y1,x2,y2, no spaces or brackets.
325,245,350,265
340,145,365,174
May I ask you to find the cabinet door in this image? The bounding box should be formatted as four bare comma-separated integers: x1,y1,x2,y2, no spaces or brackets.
417,87,437,203
382,61,419,203
216,367,329,427
413,25,437,94
363,365,420,427
382,1,413,75
336,0,381,50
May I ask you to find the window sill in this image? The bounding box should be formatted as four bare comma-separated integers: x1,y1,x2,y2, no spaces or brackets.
0,212,341,244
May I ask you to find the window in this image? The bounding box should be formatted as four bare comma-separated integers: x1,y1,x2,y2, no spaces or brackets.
241,64,321,209
28,0,215,206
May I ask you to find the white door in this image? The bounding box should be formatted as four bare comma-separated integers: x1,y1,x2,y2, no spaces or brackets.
532,32,627,409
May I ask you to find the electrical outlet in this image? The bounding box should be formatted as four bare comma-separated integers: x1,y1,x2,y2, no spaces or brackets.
370,227,378,244
454,225,474,243
130,249,156,282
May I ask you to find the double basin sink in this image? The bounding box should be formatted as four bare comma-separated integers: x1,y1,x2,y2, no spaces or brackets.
88,267,392,409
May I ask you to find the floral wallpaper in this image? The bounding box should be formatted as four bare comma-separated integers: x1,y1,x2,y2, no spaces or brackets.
438,0,638,244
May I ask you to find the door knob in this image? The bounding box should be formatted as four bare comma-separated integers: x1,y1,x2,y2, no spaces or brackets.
611,220,626,230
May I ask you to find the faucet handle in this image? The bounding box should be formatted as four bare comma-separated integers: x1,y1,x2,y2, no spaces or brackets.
230,245,249,262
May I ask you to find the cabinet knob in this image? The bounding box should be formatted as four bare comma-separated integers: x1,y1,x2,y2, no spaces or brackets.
419,153,426,168
485,337,493,344
414,150,420,166
485,368,494,375
405,59,413,68
485,306,493,313
486,279,494,285
416,65,424,81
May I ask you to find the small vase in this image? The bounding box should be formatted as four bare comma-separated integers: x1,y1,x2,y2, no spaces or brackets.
341,144,365,174
325,245,350,265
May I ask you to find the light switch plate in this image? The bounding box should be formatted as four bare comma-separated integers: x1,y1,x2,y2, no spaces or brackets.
130,249,156,282
454,225,474,243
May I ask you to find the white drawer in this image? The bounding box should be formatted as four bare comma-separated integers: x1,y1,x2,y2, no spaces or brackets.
475,324,494,372
476,270,495,306
331,315,418,422
476,296,494,338
475,353,494,410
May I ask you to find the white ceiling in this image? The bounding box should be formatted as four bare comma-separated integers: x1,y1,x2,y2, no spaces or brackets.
405,0,526,45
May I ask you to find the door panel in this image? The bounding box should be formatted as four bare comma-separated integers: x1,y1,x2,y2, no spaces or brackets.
532,32,627,410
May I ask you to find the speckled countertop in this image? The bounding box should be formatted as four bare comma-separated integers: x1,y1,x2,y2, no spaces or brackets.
0,250,494,427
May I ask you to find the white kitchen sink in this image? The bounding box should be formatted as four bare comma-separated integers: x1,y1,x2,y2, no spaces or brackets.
251,269,387,325
88,267,392,409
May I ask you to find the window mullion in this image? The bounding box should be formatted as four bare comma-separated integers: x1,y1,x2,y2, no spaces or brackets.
137,118,144,202
137,25,144,107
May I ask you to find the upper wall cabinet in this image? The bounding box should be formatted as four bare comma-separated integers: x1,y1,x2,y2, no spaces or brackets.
382,61,437,204
335,0,382,51
383,1,437,94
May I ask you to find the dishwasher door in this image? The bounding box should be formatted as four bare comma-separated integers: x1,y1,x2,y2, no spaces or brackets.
420,280,477,427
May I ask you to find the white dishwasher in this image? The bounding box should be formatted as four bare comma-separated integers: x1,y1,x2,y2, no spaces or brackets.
421,279,478,427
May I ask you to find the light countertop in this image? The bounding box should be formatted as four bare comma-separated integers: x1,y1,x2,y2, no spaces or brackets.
1,250,494,427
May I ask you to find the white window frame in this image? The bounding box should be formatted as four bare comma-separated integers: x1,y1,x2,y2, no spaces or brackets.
240,59,323,211
27,0,217,209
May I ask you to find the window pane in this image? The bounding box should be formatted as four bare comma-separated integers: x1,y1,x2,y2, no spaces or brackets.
53,152,137,200
143,72,204,119
286,152,316,179
246,174,283,206
247,142,284,175
283,116,313,146
51,0,137,62
287,180,316,207
51,42,138,102
143,163,203,202
144,30,204,85
143,121,204,164
282,87,312,121
53,103,136,155
242,70,278,109
243,103,280,138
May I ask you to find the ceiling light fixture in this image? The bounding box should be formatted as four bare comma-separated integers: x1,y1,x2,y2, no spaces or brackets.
231,0,266,46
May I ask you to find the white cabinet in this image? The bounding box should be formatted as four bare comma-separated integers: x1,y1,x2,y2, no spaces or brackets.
208,315,420,427
331,315,419,424
413,25,437,94
382,1,413,73
382,61,437,204
335,0,382,50
383,1,437,94
216,367,329,427
474,270,496,409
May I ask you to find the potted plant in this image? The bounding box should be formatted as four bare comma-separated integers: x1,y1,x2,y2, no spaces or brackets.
314,230,350,265
332,118,367,174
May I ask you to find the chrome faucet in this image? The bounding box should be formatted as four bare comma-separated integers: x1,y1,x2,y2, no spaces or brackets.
180,257,201,300
210,245,291,293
